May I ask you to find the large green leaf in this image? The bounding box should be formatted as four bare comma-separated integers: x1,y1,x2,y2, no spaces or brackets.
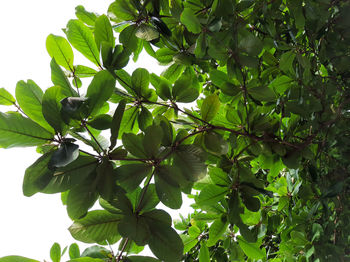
69,210,122,244
43,155,98,193
68,243,80,259
94,14,114,50
50,58,76,97
96,158,116,200
0,256,39,262
0,88,15,106
180,8,201,34
22,152,54,197
173,145,207,182
46,34,74,71
155,166,182,209
116,163,152,192
86,70,116,116
145,222,184,262
196,184,228,207
119,25,140,53
131,68,150,96
118,215,150,246
201,94,220,122
0,112,53,148
199,243,210,262
75,5,97,26
108,0,138,21
207,215,229,246
50,242,61,262
143,124,163,158
68,258,105,262
15,80,53,131
109,99,126,149
42,86,67,133
122,133,147,158
67,181,98,219
66,19,100,66
237,237,266,259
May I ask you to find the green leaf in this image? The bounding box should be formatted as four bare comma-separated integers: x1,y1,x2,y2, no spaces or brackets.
86,70,116,116
201,94,220,122
122,133,147,158
87,114,112,130
138,106,153,131
68,243,80,259
238,34,263,56
109,99,126,149
195,32,207,58
108,0,138,21
199,243,210,262
116,163,152,192
143,124,163,158
66,19,100,66
208,166,230,186
42,86,67,133
50,58,76,96
118,215,150,246
134,184,160,212
146,223,184,262
119,25,140,53
74,65,97,78
269,75,293,95
180,8,201,34
155,166,182,209
22,152,54,196
96,158,116,200
75,5,97,26
94,14,115,50
237,237,266,259
172,75,199,103
196,184,228,207
0,112,53,148
156,48,177,64
15,80,53,132
161,63,184,83
131,68,150,96
69,210,122,244
80,245,111,259
135,24,159,41
207,216,228,246
0,87,15,106
0,256,39,262
50,242,61,262
119,106,139,136
173,145,207,182
46,34,74,71
48,142,79,170
279,50,296,75
248,86,276,102
66,181,98,219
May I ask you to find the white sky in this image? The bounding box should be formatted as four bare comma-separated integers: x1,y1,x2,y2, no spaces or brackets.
0,0,180,260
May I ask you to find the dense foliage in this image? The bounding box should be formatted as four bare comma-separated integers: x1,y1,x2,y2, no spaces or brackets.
0,0,349,261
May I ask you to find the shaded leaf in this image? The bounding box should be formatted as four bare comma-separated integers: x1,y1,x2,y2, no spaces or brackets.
69,210,122,244
116,163,152,192
48,142,79,170
0,112,53,148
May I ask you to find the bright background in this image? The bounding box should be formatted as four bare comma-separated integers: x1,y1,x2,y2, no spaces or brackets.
0,1,182,260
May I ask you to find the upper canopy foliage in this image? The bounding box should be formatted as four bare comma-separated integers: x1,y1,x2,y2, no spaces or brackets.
0,0,349,261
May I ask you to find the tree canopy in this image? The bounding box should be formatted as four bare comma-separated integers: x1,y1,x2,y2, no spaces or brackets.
0,0,349,261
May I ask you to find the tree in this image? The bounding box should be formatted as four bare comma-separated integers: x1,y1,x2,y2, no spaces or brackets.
0,0,349,261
